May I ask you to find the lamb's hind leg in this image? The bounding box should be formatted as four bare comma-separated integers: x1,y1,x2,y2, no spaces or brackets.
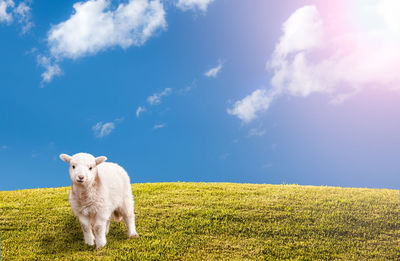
121,199,139,238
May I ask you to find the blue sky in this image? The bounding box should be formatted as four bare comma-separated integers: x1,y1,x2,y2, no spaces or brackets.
1,0,400,190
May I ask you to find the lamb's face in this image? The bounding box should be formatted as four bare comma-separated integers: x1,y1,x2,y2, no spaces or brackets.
69,154,97,185
59,153,107,186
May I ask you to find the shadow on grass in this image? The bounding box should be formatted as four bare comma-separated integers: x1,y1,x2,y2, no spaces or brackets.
38,214,87,255
38,214,129,255
107,221,131,243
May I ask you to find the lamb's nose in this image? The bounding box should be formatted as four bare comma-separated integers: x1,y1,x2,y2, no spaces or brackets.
78,175,84,180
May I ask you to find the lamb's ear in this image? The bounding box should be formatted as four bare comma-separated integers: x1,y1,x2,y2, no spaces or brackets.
95,156,107,165
59,154,72,163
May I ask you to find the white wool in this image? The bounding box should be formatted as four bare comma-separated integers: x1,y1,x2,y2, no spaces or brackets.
60,152,138,249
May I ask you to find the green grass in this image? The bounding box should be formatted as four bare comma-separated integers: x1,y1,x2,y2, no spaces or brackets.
1,182,399,260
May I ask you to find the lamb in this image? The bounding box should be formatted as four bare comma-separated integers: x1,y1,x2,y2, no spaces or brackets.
59,152,139,249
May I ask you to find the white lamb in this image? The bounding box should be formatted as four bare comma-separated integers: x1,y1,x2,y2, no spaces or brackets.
59,152,139,249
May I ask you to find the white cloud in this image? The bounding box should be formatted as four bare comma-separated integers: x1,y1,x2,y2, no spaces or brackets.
147,88,171,105
176,0,214,12
204,60,222,78
14,2,33,33
92,121,115,138
153,123,166,130
40,0,166,83
230,3,400,123
268,3,400,101
0,0,13,23
1,145,7,149
48,0,165,60
37,55,62,85
136,106,146,117
267,5,327,98
227,89,275,124
272,6,323,58
0,0,33,32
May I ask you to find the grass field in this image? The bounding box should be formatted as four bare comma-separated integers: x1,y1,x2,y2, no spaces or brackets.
0,182,399,260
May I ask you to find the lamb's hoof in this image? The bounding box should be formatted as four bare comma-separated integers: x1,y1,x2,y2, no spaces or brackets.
95,240,106,249
85,239,95,247
86,242,95,247
96,244,106,249
129,232,139,239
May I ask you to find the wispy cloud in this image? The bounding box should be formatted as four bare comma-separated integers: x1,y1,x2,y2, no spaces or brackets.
136,106,146,117
0,0,33,32
178,80,196,95
37,55,62,85
0,0,14,23
13,1,33,33
204,59,223,78
176,0,215,12
39,0,166,83
92,122,115,138
262,163,273,169
153,123,166,130
115,117,124,124
227,89,275,124
147,88,172,105
248,127,266,137
220,152,229,160
1,145,7,150
93,118,123,138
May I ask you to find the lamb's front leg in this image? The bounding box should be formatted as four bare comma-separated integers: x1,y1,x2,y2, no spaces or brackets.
93,217,108,249
78,215,95,246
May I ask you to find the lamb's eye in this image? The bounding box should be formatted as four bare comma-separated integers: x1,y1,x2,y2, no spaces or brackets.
89,167,93,171
72,165,75,169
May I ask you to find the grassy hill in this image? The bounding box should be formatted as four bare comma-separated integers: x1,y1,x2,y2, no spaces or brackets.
0,182,399,260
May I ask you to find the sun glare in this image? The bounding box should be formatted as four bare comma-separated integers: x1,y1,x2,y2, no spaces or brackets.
351,0,400,38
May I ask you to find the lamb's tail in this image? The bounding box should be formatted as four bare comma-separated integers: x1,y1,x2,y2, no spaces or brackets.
112,210,123,222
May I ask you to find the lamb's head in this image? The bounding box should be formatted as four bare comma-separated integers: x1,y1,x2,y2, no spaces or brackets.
59,153,107,186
